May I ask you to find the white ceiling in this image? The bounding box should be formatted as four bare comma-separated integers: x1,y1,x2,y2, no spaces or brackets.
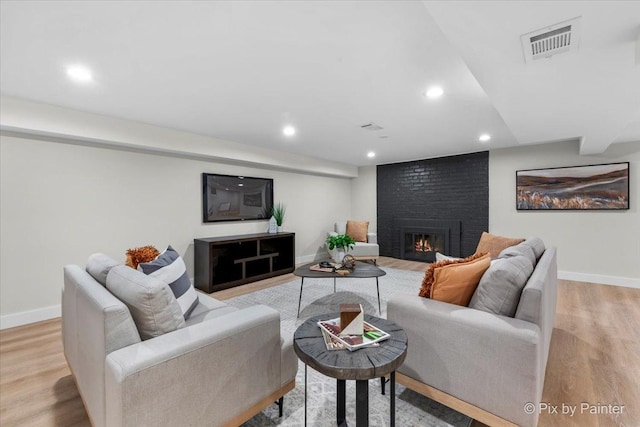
1,1,639,167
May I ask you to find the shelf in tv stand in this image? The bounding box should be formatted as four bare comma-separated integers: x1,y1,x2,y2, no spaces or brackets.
234,252,280,279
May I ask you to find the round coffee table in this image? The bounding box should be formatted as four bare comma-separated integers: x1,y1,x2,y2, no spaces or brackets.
294,261,387,317
293,313,408,426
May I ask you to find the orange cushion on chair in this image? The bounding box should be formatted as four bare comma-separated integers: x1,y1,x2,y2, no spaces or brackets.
346,220,369,243
475,232,525,259
419,252,491,306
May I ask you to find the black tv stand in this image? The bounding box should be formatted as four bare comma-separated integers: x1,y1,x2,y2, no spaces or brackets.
194,232,295,293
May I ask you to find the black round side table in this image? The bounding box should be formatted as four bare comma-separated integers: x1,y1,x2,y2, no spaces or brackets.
293,313,408,427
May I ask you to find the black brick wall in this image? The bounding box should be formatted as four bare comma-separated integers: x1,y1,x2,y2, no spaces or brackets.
376,152,489,259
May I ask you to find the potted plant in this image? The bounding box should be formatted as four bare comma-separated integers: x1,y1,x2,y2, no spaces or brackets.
326,234,356,263
271,202,286,232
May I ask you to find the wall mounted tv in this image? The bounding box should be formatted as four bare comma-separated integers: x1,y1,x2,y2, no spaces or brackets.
202,173,274,223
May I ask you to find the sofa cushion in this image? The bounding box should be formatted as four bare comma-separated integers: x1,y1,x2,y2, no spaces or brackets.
419,252,491,306
138,246,199,320
106,265,185,340
346,220,369,242
469,255,534,317
475,232,525,259
86,253,120,286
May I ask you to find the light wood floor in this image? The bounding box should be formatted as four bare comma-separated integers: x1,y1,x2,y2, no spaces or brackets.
1,257,638,427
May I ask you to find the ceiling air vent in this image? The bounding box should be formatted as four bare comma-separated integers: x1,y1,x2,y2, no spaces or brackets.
521,17,581,63
360,122,384,131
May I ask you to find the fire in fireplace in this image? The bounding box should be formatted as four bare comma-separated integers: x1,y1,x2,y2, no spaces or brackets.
397,219,461,262
405,232,445,262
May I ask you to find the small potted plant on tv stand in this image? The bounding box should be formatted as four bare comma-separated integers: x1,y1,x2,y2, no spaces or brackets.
326,234,356,263
272,202,286,232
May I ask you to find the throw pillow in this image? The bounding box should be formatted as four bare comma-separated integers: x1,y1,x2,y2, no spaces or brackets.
435,252,461,262
469,255,534,317
419,252,491,306
346,220,369,243
125,245,160,269
106,265,185,340
86,253,121,286
521,237,546,260
499,243,536,267
138,246,199,320
475,232,525,259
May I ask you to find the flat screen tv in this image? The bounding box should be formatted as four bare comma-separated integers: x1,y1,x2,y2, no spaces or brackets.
202,173,274,222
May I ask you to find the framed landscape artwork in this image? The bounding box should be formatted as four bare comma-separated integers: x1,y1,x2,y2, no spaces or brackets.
516,162,629,210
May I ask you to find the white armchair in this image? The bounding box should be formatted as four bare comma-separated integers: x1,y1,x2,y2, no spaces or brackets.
327,221,379,262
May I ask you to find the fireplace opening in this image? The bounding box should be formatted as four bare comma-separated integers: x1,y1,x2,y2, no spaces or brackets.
404,232,445,262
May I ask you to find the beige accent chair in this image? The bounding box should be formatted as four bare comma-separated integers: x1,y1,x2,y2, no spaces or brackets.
62,254,297,427
327,221,379,262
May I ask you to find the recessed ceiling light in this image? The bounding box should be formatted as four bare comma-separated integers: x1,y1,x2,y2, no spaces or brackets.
425,86,444,99
66,65,93,83
283,126,296,136
238,183,244,187
478,134,491,142
367,151,376,158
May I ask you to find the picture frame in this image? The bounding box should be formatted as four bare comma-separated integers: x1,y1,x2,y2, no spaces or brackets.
516,162,629,210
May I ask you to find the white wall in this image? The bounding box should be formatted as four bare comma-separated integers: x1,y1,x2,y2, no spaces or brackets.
490,140,639,286
350,165,378,232
348,141,640,287
0,135,351,327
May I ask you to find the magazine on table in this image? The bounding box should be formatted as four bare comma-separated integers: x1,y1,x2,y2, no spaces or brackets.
317,317,390,351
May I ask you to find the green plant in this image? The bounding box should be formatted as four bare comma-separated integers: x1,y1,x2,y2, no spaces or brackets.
271,202,286,226
326,234,356,251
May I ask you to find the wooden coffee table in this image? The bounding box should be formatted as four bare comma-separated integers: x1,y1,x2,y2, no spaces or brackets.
294,261,386,317
293,313,408,426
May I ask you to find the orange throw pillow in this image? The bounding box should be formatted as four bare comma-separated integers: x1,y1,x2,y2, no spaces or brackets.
125,245,160,269
346,220,369,243
475,232,525,259
419,252,491,306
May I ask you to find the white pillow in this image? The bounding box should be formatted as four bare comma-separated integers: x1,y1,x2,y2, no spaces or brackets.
138,246,199,320
106,265,185,340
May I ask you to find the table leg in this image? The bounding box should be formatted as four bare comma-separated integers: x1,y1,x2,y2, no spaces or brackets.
297,277,305,318
337,379,346,426
390,371,396,427
304,364,307,427
376,277,381,314
356,380,369,427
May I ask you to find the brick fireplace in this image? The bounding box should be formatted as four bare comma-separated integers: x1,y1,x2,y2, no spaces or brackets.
377,151,488,261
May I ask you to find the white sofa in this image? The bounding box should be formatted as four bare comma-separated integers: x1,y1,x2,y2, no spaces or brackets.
327,221,379,262
388,238,557,427
62,254,297,427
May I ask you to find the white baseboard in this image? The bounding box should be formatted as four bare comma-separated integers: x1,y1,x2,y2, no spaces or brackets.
3,269,631,330
1,256,323,330
0,304,61,330
558,271,640,289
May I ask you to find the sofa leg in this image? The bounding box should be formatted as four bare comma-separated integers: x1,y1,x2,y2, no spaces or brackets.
276,396,284,417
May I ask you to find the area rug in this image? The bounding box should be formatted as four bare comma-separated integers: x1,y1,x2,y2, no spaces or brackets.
225,266,472,427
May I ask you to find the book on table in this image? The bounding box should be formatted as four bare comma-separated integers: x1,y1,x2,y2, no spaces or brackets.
317,317,390,351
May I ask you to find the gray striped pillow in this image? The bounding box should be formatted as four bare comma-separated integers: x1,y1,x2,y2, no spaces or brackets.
138,246,199,319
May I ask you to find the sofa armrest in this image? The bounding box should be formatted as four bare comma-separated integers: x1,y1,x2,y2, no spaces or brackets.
367,232,377,244
387,294,542,427
105,305,285,427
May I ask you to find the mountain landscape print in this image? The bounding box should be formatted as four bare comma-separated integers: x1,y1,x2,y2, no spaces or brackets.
516,163,629,210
